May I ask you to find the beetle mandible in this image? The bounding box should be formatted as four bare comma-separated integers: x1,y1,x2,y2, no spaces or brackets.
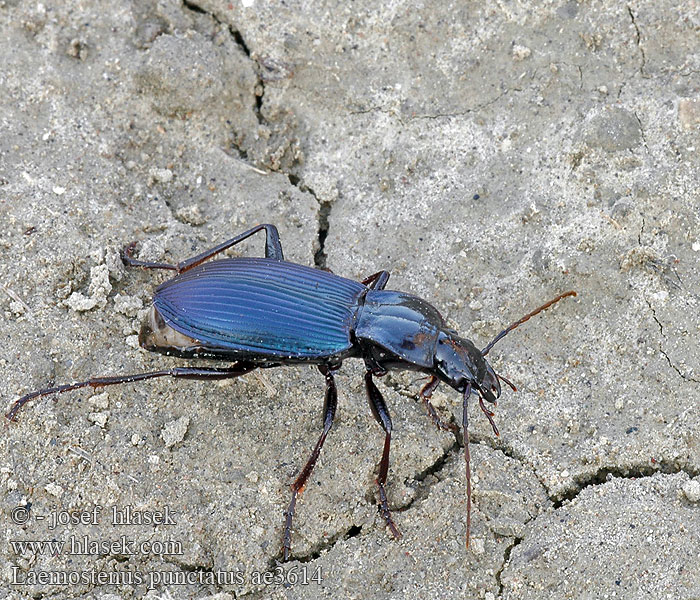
7,224,575,559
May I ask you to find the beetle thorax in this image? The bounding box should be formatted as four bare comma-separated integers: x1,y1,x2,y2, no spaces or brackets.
354,290,444,371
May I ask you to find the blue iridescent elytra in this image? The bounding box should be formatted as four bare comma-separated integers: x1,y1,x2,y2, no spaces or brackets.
153,258,366,359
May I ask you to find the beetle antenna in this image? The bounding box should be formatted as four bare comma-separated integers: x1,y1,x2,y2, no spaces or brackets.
481,291,576,356
462,383,472,548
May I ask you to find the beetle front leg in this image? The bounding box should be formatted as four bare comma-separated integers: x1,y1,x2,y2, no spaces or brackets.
419,375,457,433
477,396,499,437
365,370,401,540
282,365,338,561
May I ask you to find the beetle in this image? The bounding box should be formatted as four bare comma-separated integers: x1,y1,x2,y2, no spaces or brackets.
7,224,575,559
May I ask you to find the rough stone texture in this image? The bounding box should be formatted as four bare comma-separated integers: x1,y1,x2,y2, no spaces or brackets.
0,0,698,598
501,473,700,599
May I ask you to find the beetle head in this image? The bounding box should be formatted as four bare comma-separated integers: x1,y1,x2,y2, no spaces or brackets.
434,331,501,403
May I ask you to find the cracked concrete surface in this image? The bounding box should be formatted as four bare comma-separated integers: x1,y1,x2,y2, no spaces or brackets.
1,0,698,598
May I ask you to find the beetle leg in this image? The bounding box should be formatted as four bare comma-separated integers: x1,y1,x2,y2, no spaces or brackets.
463,382,472,549
365,370,402,540
6,364,257,422
176,224,284,272
121,224,284,274
478,395,500,437
419,375,457,432
282,365,338,561
121,241,178,271
361,270,390,290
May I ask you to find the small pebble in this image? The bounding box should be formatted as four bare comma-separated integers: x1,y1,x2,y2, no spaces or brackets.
682,479,700,502
161,415,190,448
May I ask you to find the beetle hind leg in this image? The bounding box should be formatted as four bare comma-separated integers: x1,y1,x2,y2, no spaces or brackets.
177,224,284,272
121,224,285,274
365,370,402,540
121,241,178,271
6,364,257,422
282,365,338,561
361,270,390,290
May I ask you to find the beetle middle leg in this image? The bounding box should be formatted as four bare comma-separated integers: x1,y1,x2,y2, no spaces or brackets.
6,364,257,422
365,370,402,540
121,224,284,273
282,365,338,561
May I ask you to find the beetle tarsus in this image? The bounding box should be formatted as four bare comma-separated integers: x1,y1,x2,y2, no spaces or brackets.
377,474,402,539
121,242,178,271
282,499,296,562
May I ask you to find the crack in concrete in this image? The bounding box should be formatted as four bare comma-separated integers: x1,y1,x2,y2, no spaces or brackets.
658,346,700,384
496,535,523,597
397,441,461,514
469,404,700,510
645,298,700,384
468,427,553,494
348,104,392,116
492,464,700,596
633,111,649,150
555,463,700,507
409,89,511,120
626,5,648,77
182,0,331,271
182,0,265,126
282,523,364,564
314,200,331,270
348,89,510,121
282,174,330,270
645,298,664,335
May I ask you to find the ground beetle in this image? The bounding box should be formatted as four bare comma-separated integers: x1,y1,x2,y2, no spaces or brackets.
7,224,575,559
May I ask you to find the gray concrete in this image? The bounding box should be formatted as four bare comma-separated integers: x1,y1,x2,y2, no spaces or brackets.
0,0,698,598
